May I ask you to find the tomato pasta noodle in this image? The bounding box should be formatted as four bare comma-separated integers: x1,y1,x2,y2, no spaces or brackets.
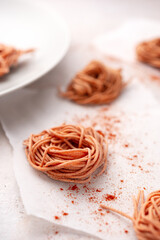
23,125,108,183
61,61,124,105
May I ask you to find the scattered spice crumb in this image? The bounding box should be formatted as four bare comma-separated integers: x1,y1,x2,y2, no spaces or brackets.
120,180,124,183
83,185,89,191
92,122,97,127
150,75,160,82
103,194,117,201
124,230,128,234
100,212,105,216
96,189,102,192
60,188,63,191
54,216,60,220
98,208,102,212
108,133,116,139
68,184,80,192
55,231,59,235
138,165,143,171
71,200,75,204
99,107,109,112
62,212,69,216
88,196,97,203
124,144,129,147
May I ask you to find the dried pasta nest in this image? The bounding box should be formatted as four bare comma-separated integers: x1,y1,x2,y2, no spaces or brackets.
0,43,34,77
60,61,124,105
24,125,108,183
133,190,160,240
101,190,160,240
136,38,160,68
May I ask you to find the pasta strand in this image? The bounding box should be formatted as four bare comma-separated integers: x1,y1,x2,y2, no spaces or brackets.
100,190,160,240
24,125,108,183
60,61,124,105
136,38,160,68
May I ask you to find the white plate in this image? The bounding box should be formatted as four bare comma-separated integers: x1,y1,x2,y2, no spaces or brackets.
0,0,70,96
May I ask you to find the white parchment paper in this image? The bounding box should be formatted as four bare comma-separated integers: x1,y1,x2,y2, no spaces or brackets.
0,75,160,240
93,19,160,63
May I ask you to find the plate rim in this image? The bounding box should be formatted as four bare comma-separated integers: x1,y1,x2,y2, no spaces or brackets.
0,0,70,97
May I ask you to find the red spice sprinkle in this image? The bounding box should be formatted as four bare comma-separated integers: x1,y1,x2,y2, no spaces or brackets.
98,208,102,211
83,185,89,191
100,212,105,216
63,212,69,216
138,165,143,171
96,189,102,192
150,75,160,81
100,107,109,112
104,194,117,201
120,180,124,183
108,133,116,139
71,200,75,204
88,196,96,202
124,230,128,234
115,119,121,123
68,184,80,191
92,122,97,127
54,216,60,220
60,188,64,191
133,155,138,158
55,231,59,235
124,144,129,147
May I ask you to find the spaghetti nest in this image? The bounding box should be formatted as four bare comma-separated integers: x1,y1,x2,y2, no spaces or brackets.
0,43,34,77
101,190,160,240
23,125,108,183
136,38,160,68
61,61,124,105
